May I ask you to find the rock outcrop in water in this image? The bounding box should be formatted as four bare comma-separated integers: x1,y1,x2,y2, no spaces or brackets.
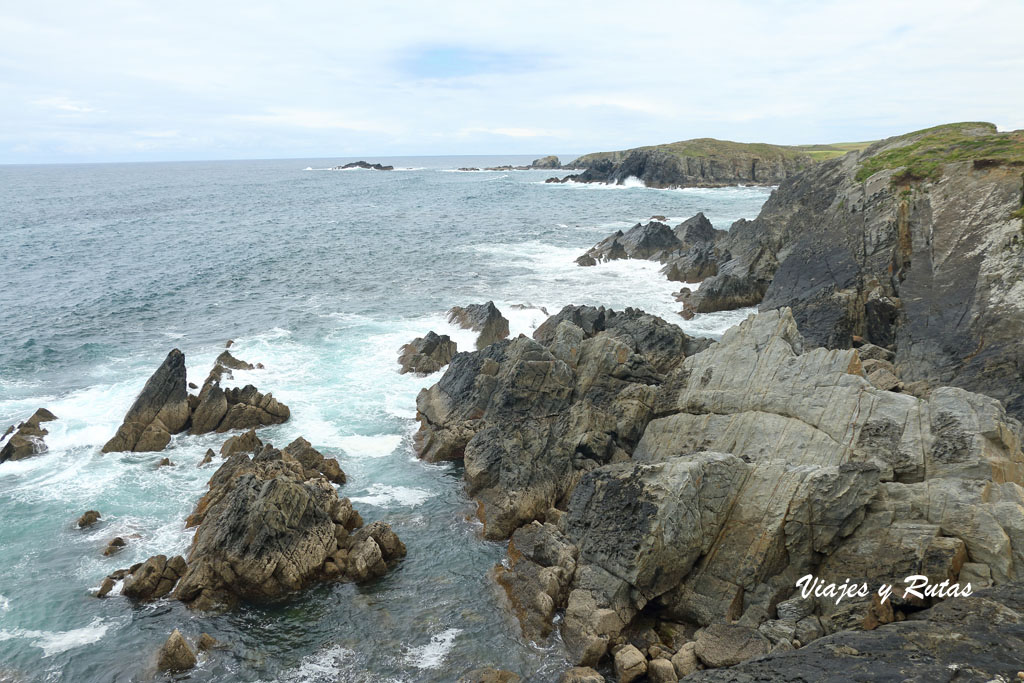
398,331,457,375
102,349,289,453
575,214,725,286
531,155,561,169
102,350,191,453
447,301,510,350
0,408,57,463
333,161,394,171
415,305,1024,675
111,436,397,610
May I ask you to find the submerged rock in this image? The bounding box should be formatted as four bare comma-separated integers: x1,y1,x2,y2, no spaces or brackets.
0,408,57,464
398,331,457,375
447,301,510,350
102,350,190,453
456,669,522,683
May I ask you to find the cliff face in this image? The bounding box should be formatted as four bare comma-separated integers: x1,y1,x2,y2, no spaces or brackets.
692,122,1024,418
560,138,818,188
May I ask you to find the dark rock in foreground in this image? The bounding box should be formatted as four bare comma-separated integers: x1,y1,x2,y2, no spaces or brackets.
156,629,196,672
0,408,57,463
447,301,510,350
687,583,1024,682
102,350,190,453
398,331,457,375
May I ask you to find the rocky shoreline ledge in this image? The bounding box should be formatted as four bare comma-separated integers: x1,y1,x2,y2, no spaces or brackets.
412,302,1024,681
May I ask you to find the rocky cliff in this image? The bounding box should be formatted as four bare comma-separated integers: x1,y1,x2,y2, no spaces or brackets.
679,122,1024,420
553,139,819,188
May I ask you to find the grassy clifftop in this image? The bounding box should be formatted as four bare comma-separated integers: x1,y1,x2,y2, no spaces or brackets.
571,138,874,168
855,122,1024,183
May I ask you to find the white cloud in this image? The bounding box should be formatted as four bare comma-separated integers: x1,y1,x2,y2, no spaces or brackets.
231,108,394,133
458,127,565,138
33,96,101,114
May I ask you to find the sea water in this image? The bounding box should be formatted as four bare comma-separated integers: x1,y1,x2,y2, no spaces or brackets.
0,156,772,682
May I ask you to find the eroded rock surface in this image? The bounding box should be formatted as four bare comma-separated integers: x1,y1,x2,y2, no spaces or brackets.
416,305,1024,674
102,350,190,453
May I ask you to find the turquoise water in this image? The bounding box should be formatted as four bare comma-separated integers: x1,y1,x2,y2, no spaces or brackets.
0,157,771,682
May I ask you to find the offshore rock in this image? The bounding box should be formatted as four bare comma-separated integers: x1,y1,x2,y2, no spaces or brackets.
172,442,399,610
102,350,190,453
530,155,561,169
0,408,57,463
155,629,196,672
447,301,510,350
398,331,457,375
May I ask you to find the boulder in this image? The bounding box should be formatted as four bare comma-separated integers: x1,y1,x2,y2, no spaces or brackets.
156,629,196,673
613,644,647,683
671,641,699,677
121,554,187,601
576,221,681,266
694,623,771,668
102,350,190,453
199,449,215,466
196,633,220,651
215,385,289,433
447,302,510,350
647,657,677,683
0,408,57,463
103,537,126,556
77,510,101,528
398,331,457,375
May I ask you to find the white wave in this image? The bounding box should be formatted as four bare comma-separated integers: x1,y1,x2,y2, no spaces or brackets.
0,618,113,657
350,483,433,508
405,628,461,669
260,645,353,683
0,595,9,611
338,434,403,459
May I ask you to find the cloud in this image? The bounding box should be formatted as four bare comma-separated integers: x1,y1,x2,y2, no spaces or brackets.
459,127,565,138
33,96,101,114
231,108,394,133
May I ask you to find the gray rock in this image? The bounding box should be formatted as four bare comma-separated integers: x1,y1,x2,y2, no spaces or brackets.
156,629,196,672
694,623,771,668
0,408,57,463
398,331,457,374
102,350,190,452
613,644,646,683
447,301,510,350
558,667,605,683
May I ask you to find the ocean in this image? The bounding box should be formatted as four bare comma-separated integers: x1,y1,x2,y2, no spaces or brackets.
0,156,772,682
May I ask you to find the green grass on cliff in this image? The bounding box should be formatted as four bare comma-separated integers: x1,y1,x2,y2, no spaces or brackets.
572,137,874,167
855,122,1024,183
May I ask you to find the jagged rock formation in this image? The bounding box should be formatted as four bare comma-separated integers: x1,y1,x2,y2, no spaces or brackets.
398,331,457,375
416,305,707,538
447,301,510,350
0,408,57,463
576,213,726,287
552,138,815,188
415,306,1024,675
155,629,196,672
102,349,289,453
102,350,191,453
110,437,394,611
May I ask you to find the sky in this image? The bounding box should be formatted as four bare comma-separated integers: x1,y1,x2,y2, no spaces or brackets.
2,0,1023,163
